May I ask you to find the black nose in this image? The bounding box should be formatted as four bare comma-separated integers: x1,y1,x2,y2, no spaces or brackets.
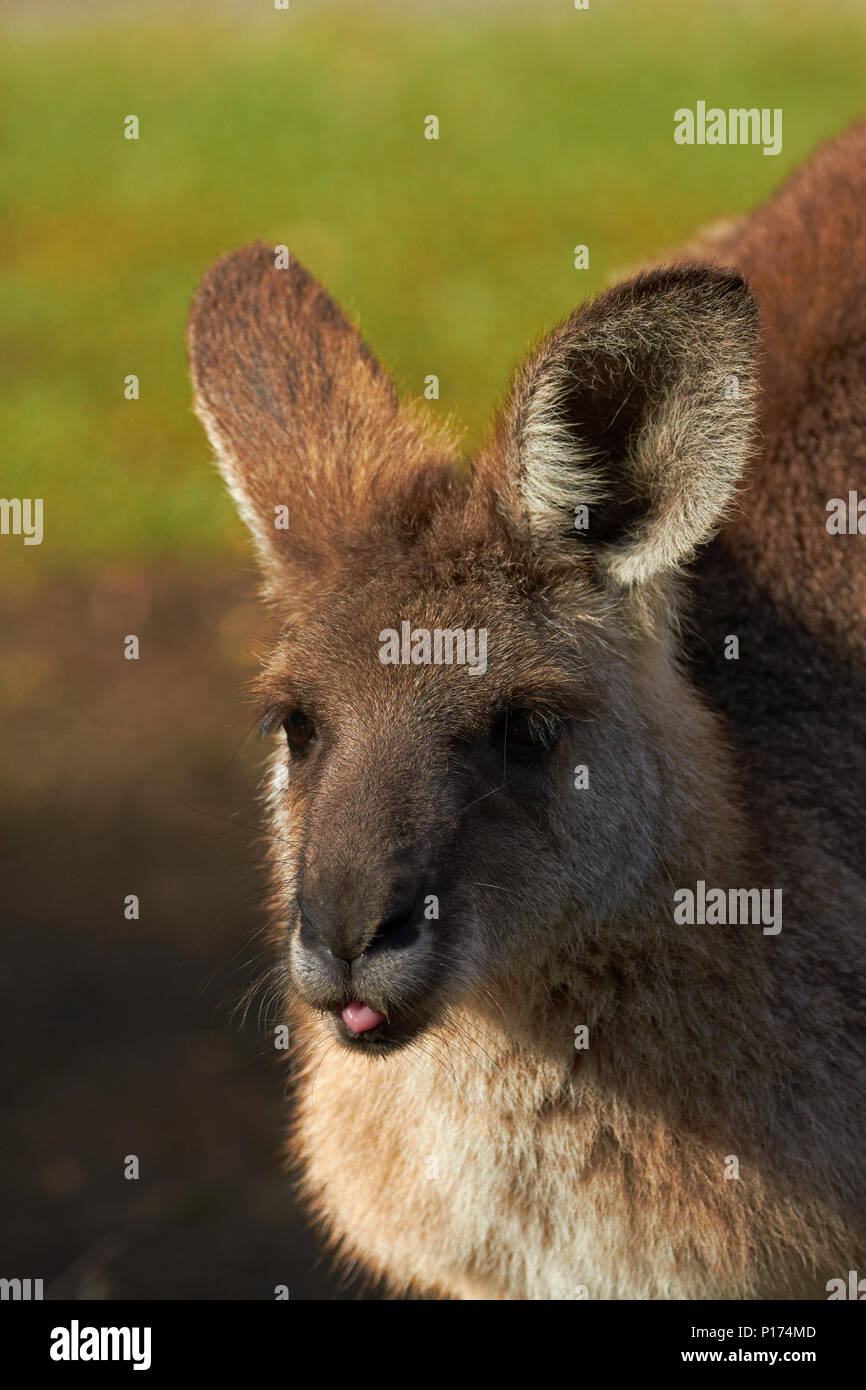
297,862,425,963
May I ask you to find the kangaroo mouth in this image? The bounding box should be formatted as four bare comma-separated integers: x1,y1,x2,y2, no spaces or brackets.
341,1000,386,1034
327,996,430,1053
327,997,392,1050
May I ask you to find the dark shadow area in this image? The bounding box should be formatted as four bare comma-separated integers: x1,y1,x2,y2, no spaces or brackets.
0,568,383,1298
685,540,866,869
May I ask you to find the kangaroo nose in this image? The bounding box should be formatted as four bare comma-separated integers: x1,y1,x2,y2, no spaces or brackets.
297,862,424,963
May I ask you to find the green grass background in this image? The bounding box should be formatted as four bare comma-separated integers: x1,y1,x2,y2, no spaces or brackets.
2,0,864,576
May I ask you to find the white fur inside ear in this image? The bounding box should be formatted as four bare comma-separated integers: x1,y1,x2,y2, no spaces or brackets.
616,363,754,589
516,345,755,589
518,362,608,542
503,267,759,590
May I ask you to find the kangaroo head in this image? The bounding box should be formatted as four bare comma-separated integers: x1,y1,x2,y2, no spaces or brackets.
188,246,758,1054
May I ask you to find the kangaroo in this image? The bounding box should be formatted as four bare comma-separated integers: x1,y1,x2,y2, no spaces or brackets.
188,119,866,1300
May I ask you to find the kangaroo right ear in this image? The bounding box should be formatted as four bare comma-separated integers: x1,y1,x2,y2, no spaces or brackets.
477,265,759,591
188,244,456,590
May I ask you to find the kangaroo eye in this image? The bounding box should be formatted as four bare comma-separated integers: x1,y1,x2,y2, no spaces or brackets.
489,706,560,756
283,710,317,753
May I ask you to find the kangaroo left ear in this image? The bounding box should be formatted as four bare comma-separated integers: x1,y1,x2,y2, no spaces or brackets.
477,265,759,589
187,244,457,593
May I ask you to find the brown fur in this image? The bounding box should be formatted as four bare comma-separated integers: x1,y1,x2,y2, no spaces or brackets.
188,120,866,1300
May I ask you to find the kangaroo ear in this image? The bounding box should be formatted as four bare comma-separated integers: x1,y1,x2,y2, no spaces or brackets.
479,265,759,589
188,244,456,588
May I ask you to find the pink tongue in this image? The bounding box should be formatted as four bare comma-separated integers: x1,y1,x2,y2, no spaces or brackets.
341,1001,386,1034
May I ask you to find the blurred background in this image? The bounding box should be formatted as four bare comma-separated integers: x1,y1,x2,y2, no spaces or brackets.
1,0,864,1299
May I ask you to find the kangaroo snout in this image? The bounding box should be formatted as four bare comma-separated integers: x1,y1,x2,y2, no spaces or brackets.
292,854,439,1051
296,857,426,962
